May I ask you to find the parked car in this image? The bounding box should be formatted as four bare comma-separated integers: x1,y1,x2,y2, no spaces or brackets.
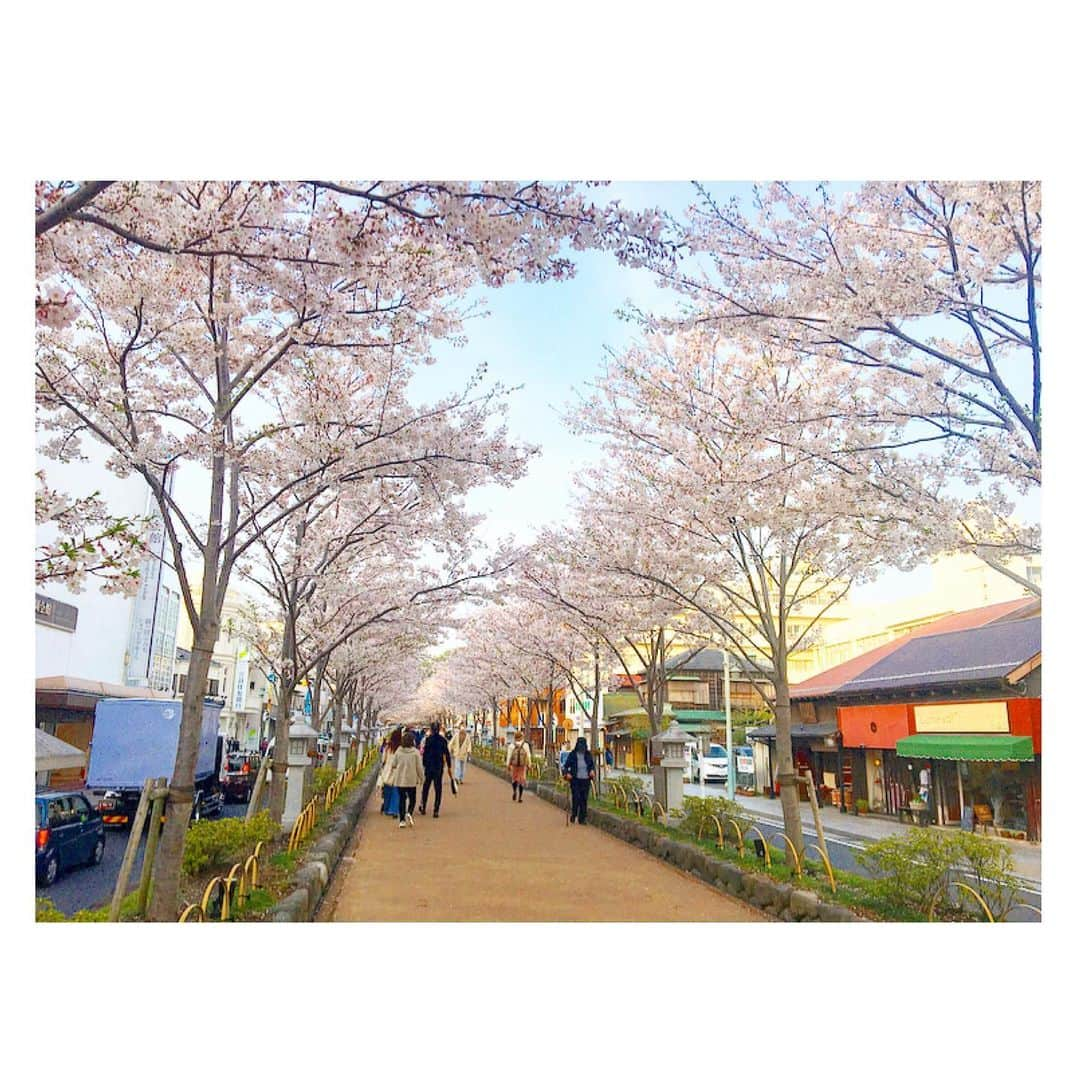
220,752,259,803
35,791,105,886
690,744,729,784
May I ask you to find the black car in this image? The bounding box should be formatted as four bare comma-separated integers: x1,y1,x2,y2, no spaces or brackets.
35,791,106,886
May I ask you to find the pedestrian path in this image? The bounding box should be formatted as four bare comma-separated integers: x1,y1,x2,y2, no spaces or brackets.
323,765,764,921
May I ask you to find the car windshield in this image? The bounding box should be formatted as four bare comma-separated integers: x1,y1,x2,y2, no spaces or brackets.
706,747,727,758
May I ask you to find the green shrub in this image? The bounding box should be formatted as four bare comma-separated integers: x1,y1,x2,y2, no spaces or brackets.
312,765,338,797
856,829,1018,919
182,811,277,876
681,795,755,840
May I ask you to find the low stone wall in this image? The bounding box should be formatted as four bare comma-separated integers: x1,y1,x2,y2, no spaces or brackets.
269,766,380,922
471,756,860,922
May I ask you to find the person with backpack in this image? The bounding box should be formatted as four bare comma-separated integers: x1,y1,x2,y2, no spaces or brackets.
419,719,453,818
562,736,596,824
506,731,532,802
386,730,425,828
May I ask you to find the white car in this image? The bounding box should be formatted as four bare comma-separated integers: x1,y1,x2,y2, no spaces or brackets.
689,744,729,784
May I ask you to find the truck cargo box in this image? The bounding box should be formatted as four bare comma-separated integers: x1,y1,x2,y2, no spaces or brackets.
87,698,223,790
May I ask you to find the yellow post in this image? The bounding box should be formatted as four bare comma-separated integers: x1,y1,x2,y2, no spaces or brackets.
771,832,802,877
178,904,205,922
807,844,837,893
723,815,745,857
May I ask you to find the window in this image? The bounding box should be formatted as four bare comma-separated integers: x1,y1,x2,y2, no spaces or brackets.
208,678,221,697
1026,564,1042,587
174,674,187,694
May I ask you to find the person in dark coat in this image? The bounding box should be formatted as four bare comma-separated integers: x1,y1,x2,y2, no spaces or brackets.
562,737,596,825
419,719,453,818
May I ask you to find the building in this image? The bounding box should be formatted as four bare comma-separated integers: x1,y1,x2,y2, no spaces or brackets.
171,589,274,749
36,451,182,777
787,551,1041,681
781,597,1041,839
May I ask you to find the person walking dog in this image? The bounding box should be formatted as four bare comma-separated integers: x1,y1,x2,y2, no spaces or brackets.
562,737,595,824
506,731,532,802
387,731,425,828
449,723,473,785
419,719,453,818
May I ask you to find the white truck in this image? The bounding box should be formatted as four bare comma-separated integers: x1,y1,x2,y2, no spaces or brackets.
87,698,225,827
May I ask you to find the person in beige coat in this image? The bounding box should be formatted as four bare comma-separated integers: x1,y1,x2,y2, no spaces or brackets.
386,731,425,827
449,724,473,785
505,731,532,802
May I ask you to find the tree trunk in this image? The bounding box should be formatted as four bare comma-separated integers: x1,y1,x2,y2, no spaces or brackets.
332,685,345,768
269,676,296,823
772,675,804,859
147,623,217,920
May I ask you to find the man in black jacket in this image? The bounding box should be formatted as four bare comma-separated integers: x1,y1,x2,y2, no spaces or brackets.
562,737,596,825
419,719,453,818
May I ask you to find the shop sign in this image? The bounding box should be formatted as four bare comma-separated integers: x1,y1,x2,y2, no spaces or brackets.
35,593,78,632
736,755,754,774
913,701,1008,733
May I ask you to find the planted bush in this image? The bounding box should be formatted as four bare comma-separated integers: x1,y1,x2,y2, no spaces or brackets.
857,829,1018,919
312,765,338,797
182,811,277,877
681,795,754,840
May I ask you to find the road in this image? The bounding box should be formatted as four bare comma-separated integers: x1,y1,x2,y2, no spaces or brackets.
36,802,248,917
612,773,1042,922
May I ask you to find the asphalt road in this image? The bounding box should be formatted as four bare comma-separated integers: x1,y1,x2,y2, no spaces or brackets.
36,802,248,917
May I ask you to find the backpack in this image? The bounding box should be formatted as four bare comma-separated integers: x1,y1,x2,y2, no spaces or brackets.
510,742,527,767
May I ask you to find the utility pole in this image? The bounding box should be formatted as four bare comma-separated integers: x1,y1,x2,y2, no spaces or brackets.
725,648,735,801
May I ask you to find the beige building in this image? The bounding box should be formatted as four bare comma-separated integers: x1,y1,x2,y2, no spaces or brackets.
172,589,274,748
788,552,1041,683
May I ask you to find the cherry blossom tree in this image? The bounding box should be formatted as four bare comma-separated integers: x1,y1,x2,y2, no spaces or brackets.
36,179,666,920
570,334,932,855
646,181,1041,590
35,470,149,594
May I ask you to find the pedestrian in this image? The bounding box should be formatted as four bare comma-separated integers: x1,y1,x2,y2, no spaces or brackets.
419,719,453,818
506,731,532,802
449,723,473,785
387,731,425,828
379,727,403,818
604,747,613,768
562,736,596,825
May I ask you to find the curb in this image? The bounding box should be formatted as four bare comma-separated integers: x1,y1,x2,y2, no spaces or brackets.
268,766,380,922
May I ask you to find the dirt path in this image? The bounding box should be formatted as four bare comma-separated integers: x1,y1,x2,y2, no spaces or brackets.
322,763,764,922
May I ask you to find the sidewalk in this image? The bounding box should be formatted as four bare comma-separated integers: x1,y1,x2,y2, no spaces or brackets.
322,764,765,921
607,769,1042,885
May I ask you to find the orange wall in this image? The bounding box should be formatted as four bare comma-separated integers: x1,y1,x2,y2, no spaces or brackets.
839,698,1041,753
1007,698,1042,755
837,704,912,748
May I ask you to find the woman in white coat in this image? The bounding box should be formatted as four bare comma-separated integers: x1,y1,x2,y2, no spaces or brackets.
449,724,473,785
386,731,425,828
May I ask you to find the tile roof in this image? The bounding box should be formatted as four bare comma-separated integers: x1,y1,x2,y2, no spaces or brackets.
791,596,1038,699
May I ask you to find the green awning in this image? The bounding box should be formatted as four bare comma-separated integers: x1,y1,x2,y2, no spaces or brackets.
895,734,1034,762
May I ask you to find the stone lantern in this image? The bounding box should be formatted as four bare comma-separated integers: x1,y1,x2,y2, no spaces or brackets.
338,722,356,770
651,720,692,812
283,720,320,827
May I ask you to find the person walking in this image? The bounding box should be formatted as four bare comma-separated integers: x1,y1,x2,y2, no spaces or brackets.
419,719,453,818
558,740,571,773
387,731,425,828
449,723,473,785
378,727,403,818
506,731,532,802
562,737,595,824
